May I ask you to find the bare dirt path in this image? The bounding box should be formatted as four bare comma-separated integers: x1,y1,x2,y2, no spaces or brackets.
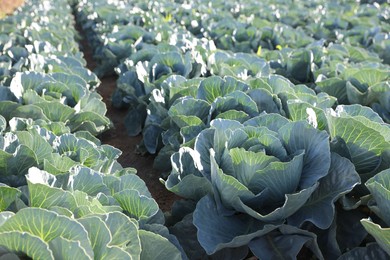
77,32,178,212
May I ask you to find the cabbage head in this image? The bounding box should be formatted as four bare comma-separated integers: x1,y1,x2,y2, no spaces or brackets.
165,115,360,258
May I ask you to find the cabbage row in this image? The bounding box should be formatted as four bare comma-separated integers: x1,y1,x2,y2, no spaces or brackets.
1,0,388,259
162,0,389,62
75,0,389,160
74,0,390,258
73,0,203,77
0,0,111,135
0,1,185,259
159,0,390,121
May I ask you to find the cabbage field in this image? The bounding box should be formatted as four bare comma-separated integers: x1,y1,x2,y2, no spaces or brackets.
0,0,389,259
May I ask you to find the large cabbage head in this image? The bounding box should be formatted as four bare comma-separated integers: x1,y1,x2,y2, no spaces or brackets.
165,114,360,257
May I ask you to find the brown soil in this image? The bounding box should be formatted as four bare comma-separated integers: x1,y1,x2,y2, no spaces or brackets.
0,0,24,18
78,35,178,213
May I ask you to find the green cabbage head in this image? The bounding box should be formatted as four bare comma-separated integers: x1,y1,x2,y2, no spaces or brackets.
165,115,360,257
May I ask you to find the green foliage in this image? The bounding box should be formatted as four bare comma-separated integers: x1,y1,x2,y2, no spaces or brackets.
2,0,390,258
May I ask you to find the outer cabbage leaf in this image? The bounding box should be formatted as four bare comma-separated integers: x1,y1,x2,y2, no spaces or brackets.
0,144,37,186
286,101,328,130
0,184,21,211
365,169,390,225
103,173,152,198
139,230,182,260
278,121,331,189
193,194,278,255
96,212,141,257
0,231,55,259
26,168,78,210
244,113,290,132
208,91,259,122
288,153,360,229
315,78,348,105
168,97,209,127
248,225,323,260
0,212,14,227
15,128,53,165
9,72,52,101
48,237,92,260
196,76,248,104
164,147,212,201
113,189,160,224
142,223,188,260
34,102,75,123
338,243,389,260
0,101,21,122
361,219,390,255
78,216,132,259
326,106,390,175
247,88,283,115
0,208,94,258
68,166,110,196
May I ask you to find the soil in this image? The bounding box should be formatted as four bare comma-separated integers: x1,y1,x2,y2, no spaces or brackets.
0,0,24,18
78,34,179,213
